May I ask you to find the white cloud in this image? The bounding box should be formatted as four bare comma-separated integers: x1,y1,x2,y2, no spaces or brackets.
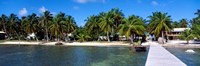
74,0,106,4
151,1,159,6
19,8,28,16
73,6,80,10
38,6,47,13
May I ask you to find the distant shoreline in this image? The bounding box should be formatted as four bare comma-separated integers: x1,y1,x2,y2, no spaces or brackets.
162,44,200,48
1,41,200,48
0,41,133,47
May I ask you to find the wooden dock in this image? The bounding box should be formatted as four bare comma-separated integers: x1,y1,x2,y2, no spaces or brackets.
145,43,187,66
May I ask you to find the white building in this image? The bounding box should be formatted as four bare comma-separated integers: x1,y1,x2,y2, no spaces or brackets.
166,28,190,40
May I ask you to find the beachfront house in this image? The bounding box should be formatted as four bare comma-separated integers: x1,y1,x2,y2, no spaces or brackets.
27,33,36,40
166,28,190,40
0,31,6,40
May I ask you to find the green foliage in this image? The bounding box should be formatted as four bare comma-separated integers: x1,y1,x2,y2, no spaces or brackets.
22,13,39,34
77,33,91,42
148,12,172,37
119,15,145,37
191,22,200,39
84,15,101,40
171,21,179,28
179,19,188,28
118,15,145,43
73,27,91,42
0,14,8,36
190,10,200,40
39,11,53,41
135,40,141,46
48,12,77,41
1,8,200,43
171,19,188,28
180,29,194,44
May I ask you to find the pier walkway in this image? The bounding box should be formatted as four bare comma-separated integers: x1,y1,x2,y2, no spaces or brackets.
145,42,187,66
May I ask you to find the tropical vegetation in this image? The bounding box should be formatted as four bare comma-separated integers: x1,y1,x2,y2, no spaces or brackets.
1,8,200,44
180,29,194,44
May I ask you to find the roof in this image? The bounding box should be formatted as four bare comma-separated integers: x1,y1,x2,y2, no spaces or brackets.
172,28,190,32
0,31,5,33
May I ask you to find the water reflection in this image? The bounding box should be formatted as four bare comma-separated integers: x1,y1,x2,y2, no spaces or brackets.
0,45,148,66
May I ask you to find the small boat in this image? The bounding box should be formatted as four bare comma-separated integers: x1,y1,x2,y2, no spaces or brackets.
134,46,147,52
185,49,195,53
55,42,63,45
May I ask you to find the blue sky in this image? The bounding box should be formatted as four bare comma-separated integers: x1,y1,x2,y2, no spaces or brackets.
0,0,200,26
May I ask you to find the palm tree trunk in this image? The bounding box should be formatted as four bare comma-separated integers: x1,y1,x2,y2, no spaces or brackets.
36,37,39,42
107,31,110,42
57,35,60,42
45,21,49,42
16,31,20,45
130,34,134,44
162,31,164,44
66,34,70,42
111,26,114,40
162,31,164,39
97,31,100,41
46,27,48,42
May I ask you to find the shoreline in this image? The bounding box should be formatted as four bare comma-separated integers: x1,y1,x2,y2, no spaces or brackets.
1,41,200,48
162,44,200,48
0,41,133,47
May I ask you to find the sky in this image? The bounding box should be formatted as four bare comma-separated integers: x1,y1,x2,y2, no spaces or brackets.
0,0,200,26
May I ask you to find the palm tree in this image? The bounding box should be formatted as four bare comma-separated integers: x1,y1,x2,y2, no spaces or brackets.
148,12,172,40
49,12,65,41
77,33,91,42
8,13,20,39
0,14,9,39
190,10,200,40
39,11,53,42
180,29,194,44
48,12,77,41
172,21,180,28
109,8,124,41
99,12,114,42
49,17,62,41
192,10,200,26
22,13,39,40
64,15,77,41
65,15,77,33
84,15,101,40
119,15,145,44
194,9,200,16
15,18,24,41
179,19,188,28
110,8,124,27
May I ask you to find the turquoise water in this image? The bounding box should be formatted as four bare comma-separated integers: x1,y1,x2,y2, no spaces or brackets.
0,45,148,66
166,48,200,66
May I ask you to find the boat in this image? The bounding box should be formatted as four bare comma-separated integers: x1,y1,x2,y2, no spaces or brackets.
185,49,195,53
134,46,147,52
55,42,63,45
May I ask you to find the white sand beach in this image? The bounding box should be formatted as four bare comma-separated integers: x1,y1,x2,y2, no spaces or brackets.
1,40,200,48
0,41,41,45
0,41,132,46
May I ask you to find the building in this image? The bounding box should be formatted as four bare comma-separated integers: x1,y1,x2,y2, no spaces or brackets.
166,28,190,40
0,31,6,40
